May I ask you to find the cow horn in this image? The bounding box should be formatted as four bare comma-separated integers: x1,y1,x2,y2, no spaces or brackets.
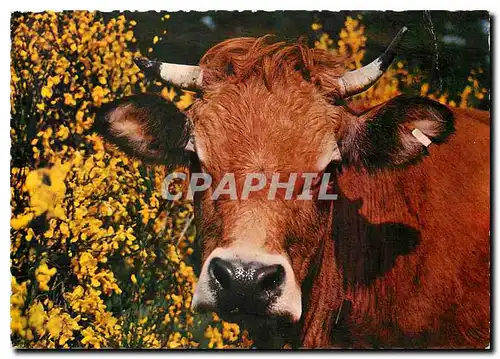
336,26,408,98
134,57,203,89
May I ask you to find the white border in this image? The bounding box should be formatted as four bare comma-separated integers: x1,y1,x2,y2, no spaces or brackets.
1,0,498,11
0,1,496,358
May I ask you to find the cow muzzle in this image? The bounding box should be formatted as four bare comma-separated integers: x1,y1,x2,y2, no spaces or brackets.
192,246,302,322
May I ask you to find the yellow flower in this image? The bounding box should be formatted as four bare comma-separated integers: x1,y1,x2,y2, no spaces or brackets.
47,315,62,338
11,213,34,230
222,321,241,342
46,308,81,346
11,277,29,307
63,93,76,106
205,325,224,349
311,23,322,31
48,75,61,86
56,125,70,140
41,86,53,99
24,162,70,218
35,262,57,291
420,83,430,96
125,30,134,41
11,307,28,337
28,301,47,336
161,86,176,101
25,228,35,241
81,327,102,348
91,85,106,105
176,90,195,110
60,222,70,236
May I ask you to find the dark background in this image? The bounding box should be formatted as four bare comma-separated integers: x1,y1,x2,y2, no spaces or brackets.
102,10,490,110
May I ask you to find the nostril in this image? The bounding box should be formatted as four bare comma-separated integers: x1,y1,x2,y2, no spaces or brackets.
256,264,285,292
209,258,234,290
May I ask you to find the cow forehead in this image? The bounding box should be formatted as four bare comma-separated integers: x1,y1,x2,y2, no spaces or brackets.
190,79,341,174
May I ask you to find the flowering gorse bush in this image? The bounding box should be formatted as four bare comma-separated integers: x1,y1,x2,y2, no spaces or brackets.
11,12,486,349
10,11,247,349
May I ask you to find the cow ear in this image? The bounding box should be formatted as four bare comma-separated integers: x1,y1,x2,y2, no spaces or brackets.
94,93,191,165
338,95,455,169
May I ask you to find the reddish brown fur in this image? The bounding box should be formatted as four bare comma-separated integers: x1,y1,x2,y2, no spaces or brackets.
199,35,347,98
187,38,348,283
186,38,490,348
302,108,490,348
97,36,490,348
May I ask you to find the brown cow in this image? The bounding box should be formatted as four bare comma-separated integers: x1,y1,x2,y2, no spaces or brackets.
94,29,490,348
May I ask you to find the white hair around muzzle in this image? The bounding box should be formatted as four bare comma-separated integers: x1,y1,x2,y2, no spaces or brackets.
192,244,302,322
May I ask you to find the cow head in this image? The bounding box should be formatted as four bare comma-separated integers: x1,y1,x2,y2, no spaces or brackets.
95,28,454,329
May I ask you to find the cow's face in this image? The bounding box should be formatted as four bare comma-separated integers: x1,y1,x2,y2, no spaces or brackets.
95,31,454,325
187,75,344,322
